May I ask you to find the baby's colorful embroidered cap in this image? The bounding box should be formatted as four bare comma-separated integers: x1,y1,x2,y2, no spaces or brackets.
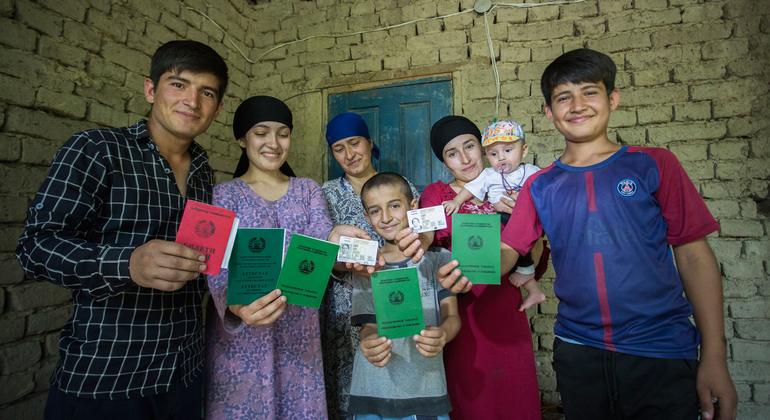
481,120,525,147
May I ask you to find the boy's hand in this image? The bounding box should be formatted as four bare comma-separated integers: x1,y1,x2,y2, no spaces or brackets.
437,260,472,293
674,238,736,419
414,326,447,357
395,228,432,263
441,200,460,215
697,358,737,420
360,335,392,367
228,289,287,327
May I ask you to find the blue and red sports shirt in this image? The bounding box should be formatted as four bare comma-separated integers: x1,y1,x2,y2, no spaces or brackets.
502,146,719,359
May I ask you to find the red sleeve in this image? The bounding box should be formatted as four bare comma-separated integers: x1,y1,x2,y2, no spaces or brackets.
501,175,543,255
633,146,719,245
420,182,453,249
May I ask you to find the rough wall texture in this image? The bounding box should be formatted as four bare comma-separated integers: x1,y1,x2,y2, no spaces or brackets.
0,0,768,418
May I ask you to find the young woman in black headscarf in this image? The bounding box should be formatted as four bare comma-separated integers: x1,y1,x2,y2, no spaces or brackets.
205,96,368,420
400,115,543,420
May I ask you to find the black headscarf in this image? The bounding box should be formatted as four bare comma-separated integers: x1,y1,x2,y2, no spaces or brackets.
231,95,296,178
429,115,481,162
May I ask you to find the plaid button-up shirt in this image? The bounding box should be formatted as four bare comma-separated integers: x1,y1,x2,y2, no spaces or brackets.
16,119,212,399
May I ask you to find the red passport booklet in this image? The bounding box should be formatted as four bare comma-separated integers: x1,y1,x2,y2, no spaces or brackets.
175,200,238,276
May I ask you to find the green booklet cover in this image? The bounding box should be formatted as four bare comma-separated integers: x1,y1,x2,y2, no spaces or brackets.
370,267,425,339
275,234,339,309
451,213,501,285
226,228,285,305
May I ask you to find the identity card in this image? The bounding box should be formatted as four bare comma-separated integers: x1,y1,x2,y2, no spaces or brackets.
406,205,447,233
337,236,379,266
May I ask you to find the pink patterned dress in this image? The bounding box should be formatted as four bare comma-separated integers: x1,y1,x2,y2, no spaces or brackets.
420,181,541,420
205,177,332,420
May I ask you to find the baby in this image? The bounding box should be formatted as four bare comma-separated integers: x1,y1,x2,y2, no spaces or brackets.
443,120,539,216
443,120,545,311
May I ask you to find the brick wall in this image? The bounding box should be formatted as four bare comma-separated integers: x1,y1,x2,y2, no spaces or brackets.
0,0,768,418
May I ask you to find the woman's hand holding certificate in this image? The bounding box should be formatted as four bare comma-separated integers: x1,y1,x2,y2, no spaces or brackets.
228,289,287,327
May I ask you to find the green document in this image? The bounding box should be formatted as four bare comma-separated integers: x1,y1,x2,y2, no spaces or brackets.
451,213,501,284
275,234,339,309
226,228,285,305
370,267,425,339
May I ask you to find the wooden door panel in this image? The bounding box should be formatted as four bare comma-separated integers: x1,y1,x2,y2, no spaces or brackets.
328,77,453,192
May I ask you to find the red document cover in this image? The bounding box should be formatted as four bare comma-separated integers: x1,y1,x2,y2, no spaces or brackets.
175,200,236,276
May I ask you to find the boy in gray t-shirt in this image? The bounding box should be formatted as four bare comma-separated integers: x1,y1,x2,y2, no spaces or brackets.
348,172,460,419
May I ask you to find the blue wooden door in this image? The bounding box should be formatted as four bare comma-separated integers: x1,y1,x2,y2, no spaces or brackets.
328,77,453,192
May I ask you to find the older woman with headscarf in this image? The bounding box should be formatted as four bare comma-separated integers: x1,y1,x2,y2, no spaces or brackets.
401,116,542,420
319,112,426,420
206,97,366,420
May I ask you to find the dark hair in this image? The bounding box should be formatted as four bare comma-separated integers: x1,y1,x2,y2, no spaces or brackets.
149,40,229,100
540,48,616,106
230,95,294,178
360,172,414,208
430,115,481,162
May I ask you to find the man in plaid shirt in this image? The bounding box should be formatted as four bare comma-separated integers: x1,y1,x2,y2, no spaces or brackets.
16,40,228,420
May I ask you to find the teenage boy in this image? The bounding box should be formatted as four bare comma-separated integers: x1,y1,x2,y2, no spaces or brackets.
349,172,460,419
437,48,737,419
496,48,737,419
16,40,228,420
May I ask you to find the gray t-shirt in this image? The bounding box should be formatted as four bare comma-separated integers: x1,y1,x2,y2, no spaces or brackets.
348,250,454,417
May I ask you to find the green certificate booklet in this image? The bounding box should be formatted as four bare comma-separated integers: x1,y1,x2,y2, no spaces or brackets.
275,234,339,309
226,228,285,305
370,267,424,339
451,213,501,284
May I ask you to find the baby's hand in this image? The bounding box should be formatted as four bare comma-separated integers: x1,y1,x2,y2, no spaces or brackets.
493,200,513,214
442,200,460,215
414,326,447,357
